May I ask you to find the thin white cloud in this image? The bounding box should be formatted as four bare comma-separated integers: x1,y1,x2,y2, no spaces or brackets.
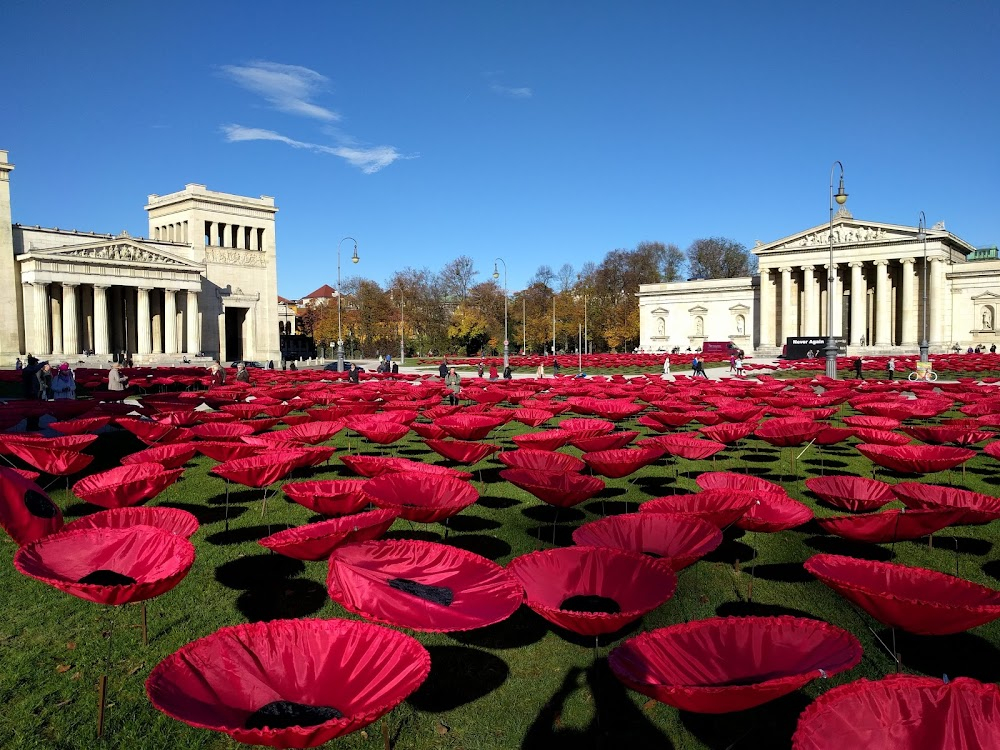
220,62,340,122
221,124,408,174
490,83,533,99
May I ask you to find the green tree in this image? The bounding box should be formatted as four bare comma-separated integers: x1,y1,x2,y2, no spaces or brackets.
686,237,757,279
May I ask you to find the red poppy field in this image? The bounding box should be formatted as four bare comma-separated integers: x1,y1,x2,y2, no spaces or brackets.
1,363,1000,749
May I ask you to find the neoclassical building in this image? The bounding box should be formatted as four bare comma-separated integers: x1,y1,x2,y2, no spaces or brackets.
638,209,999,355
0,149,281,365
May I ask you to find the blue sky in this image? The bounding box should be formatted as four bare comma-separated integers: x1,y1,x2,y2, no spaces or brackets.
2,1,998,296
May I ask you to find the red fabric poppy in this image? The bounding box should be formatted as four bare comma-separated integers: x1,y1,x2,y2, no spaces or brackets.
856,444,976,474
327,540,523,632
14,526,195,605
72,464,184,509
637,435,726,461
362,473,478,524
805,554,1000,635
194,440,261,462
259,509,398,560
500,468,605,508
283,480,369,516
190,422,256,441
568,431,639,452
755,419,827,448
890,482,1000,525
424,438,500,465
408,422,448,440
804,475,895,512
573,512,721,570
611,616,862,714
851,428,911,446
814,426,857,446
0,466,63,545
737,493,813,533
641,490,756,528
696,471,785,494
510,408,556,428
434,414,505,441
842,415,901,430
348,420,411,445
121,442,198,469
497,449,585,473
116,418,194,445
49,416,113,435
582,447,664,479
63,506,199,538
699,422,758,444
210,451,306,489
558,417,616,435
510,430,573,451
792,675,1000,750
4,442,94,476
147,618,430,748
903,426,993,446
816,508,964,543
508,546,676,636
281,421,345,445
339,454,472,480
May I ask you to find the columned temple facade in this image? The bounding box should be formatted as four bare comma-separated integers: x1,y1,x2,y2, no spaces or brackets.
638,210,998,356
0,150,281,365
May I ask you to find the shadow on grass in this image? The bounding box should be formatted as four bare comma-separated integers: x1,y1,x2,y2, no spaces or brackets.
581,499,634,517
446,514,502,533
236,578,327,622
447,534,512,560
450,604,548,650
521,660,673,750
522,506,586,524
206,524,290,546
878,629,1000,683
749,562,813,584
804,535,894,561
479,494,522,510
680,691,811,750
215,553,304,589
159,501,248,526
525,524,576,548
983,559,1000,583
704,529,754,565
408,645,509,712
715,600,820,619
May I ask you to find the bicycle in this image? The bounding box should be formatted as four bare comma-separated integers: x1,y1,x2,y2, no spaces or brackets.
908,369,938,382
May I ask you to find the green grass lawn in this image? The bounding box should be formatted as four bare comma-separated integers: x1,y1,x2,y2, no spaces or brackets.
1,395,999,749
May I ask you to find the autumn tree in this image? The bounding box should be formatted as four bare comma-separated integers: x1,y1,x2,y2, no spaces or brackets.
686,237,757,279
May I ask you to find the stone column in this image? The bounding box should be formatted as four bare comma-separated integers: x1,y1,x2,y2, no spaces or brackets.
900,258,918,346
930,257,946,346
850,262,866,346
780,267,795,343
164,289,177,354
50,288,63,354
93,285,110,355
874,260,891,346
828,264,842,339
62,283,79,355
33,282,51,354
246,305,256,358
801,265,817,336
151,291,163,354
137,287,153,355
186,290,200,354
759,268,774,347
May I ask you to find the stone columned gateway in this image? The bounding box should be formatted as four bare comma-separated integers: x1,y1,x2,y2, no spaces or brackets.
639,209,993,356
0,149,281,365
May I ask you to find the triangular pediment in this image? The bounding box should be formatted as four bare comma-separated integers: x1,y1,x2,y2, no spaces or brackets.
753,219,946,256
729,304,751,313
651,307,670,315
23,237,204,270
971,290,1000,301
688,305,708,314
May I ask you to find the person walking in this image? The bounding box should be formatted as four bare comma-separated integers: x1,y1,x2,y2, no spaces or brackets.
552,358,561,377
52,363,76,400
445,367,461,406
536,362,545,378
235,362,251,383
108,362,128,391
734,356,744,378
662,355,671,378
438,360,449,379
887,357,896,381
853,357,864,379
691,356,700,377
14,358,22,371
35,362,53,400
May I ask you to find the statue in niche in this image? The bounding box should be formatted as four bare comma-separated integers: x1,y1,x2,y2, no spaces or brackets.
657,318,665,336
694,316,704,336
983,308,993,330
736,315,745,335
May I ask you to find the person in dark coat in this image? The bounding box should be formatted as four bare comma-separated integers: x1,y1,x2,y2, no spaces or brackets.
348,363,360,383
853,358,864,379
439,360,449,379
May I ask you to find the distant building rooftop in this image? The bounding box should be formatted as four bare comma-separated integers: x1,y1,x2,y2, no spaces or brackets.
969,246,998,261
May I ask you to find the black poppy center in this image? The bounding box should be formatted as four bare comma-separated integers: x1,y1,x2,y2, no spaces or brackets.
24,489,58,519
387,577,454,606
559,595,620,614
245,700,342,730
78,569,137,586
642,550,663,559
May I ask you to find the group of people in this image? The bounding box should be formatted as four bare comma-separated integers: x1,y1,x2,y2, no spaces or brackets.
376,354,398,374
27,359,77,400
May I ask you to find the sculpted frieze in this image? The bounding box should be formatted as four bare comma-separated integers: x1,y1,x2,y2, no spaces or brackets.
786,225,905,250
205,248,267,268
62,244,184,265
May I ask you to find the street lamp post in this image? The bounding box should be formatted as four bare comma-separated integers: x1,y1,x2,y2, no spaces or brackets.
552,294,556,356
825,162,848,379
492,258,508,369
584,294,588,355
918,211,929,362
522,294,526,355
622,288,627,353
396,288,405,365
336,237,359,373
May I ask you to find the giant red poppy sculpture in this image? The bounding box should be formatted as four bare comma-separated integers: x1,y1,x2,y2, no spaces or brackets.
581,447,664,479
71,464,184,509
640,490,756,528
804,475,895,512
816,508,964,543
804,554,1000,635
424,438,500,466
695,471,785,494
792,675,1000,750
500,468,605,508
327,540,523,632
63,506,199,538
891,482,1000,526
340,454,471,480
259,509,399,560
573,512,722,570
507,546,677,637
120,442,198,470
610,616,862,713
283,480,370,516
147,618,430,749
855,444,976,474
0,466,63,545
497,449,585,473
362,473,478,525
